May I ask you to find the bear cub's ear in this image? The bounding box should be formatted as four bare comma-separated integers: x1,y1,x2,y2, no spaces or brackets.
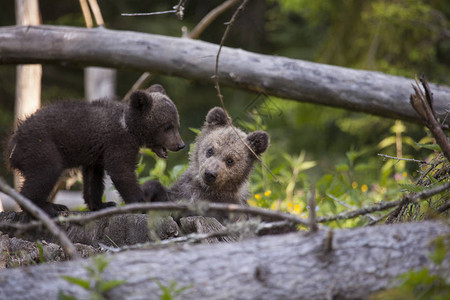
246,131,270,155
146,84,167,95
205,107,229,127
129,90,153,113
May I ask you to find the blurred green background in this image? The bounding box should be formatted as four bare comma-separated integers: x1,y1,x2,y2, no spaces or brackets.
0,0,448,224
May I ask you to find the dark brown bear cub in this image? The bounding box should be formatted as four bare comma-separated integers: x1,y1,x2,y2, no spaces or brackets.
5,84,184,216
145,107,269,206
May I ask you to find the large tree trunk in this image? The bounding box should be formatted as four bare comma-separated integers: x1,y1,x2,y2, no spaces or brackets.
0,25,449,126
0,221,447,300
11,1,42,206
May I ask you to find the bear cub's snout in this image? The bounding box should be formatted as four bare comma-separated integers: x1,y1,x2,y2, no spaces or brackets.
203,169,217,184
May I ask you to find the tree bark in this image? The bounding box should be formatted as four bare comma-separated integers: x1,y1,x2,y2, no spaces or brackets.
12,1,42,197
0,221,447,300
0,25,449,126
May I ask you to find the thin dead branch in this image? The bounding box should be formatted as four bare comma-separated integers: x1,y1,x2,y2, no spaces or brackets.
121,0,186,20
0,202,310,230
308,185,318,233
410,74,450,160
377,153,427,164
122,72,154,101
87,0,104,26
188,0,240,39
79,0,93,28
123,0,234,101
213,0,280,184
0,178,79,259
317,181,450,223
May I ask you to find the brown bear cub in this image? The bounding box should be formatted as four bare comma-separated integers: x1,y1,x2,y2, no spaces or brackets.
144,107,269,207
5,84,184,216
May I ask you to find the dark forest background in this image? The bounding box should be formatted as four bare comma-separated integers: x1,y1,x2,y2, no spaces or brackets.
0,0,448,222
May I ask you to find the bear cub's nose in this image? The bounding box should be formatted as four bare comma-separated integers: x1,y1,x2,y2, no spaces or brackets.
203,170,217,184
177,143,185,150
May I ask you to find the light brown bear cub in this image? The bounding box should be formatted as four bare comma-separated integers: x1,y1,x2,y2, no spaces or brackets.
144,107,269,206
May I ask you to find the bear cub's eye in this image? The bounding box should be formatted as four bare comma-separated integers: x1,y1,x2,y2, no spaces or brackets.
226,157,234,166
206,148,214,157
164,124,174,132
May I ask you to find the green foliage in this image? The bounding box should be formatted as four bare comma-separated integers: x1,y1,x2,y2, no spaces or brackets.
36,241,46,264
136,149,188,186
59,255,126,300
270,0,449,82
153,279,191,300
246,97,447,228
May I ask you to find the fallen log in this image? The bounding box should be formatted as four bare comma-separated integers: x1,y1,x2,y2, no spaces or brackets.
0,221,447,299
0,25,449,125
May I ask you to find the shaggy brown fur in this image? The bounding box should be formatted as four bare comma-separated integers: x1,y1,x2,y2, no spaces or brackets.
144,107,269,207
5,84,184,216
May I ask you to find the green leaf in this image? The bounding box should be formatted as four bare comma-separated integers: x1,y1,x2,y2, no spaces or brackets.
398,184,426,193
57,290,79,300
61,276,90,290
189,127,201,135
98,280,126,293
430,237,446,265
93,256,109,273
378,136,396,149
299,161,317,172
417,143,442,151
170,164,187,181
36,240,45,263
336,164,349,172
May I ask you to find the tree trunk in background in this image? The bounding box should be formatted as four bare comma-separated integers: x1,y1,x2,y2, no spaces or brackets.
84,67,116,101
84,67,119,206
9,0,42,211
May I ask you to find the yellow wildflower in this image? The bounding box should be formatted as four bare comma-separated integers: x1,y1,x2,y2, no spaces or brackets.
361,184,368,192
294,204,302,214
264,190,272,197
287,202,293,211
352,181,358,189
254,194,262,200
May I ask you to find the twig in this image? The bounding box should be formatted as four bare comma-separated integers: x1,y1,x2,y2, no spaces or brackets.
99,219,295,253
366,208,398,226
122,0,186,20
68,202,310,226
416,156,444,185
0,202,310,229
79,0,93,28
213,0,281,184
327,193,377,221
188,0,240,39
122,72,154,101
308,185,318,233
317,182,450,223
214,0,248,114
410,74,450,160
121,11,178,17
437,200,450,213
377,153,427,164
87,0,104,26
0,177,79,259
